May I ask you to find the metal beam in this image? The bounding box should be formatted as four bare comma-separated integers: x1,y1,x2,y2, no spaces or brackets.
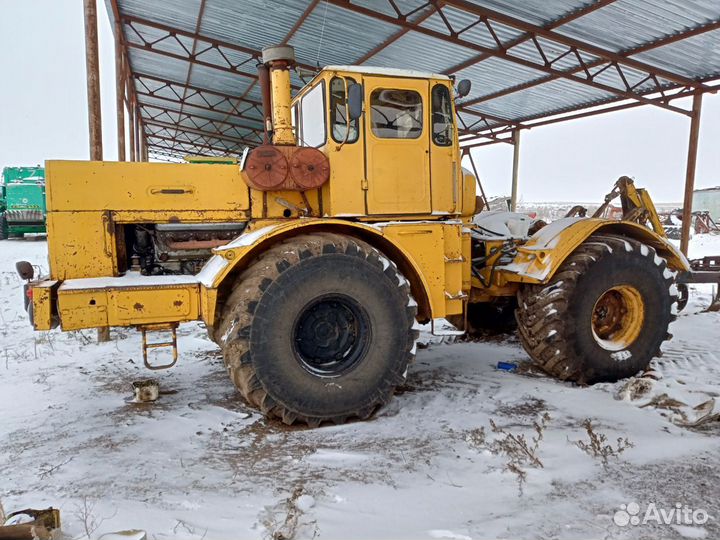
443,0,618,76
460,83,712,147
174,0,208,151
139,103,263,135
463,148,489,210
325,0,693,116
134,73,264,120
148,139,219,159
441,0,707,90
680,93,704,256
211,0,323,131
121,14,316,76
146,132,242,155
460,19,720,112
144,118,259,147
354,3,438,64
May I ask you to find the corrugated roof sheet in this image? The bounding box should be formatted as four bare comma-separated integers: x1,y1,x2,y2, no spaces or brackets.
106,0,720,159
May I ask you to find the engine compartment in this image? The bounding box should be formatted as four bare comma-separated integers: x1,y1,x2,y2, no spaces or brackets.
126,222,246,275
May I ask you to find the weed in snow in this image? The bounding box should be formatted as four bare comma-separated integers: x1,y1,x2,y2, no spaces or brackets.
468,412,550,496
73,497,116,540
260,485,318,540
572,419,634,469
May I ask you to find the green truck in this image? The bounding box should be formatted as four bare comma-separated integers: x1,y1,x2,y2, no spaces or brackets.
0,166,47,239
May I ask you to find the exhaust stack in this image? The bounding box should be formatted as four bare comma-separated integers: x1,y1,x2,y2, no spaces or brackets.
244,44,329,193
261,45,296,146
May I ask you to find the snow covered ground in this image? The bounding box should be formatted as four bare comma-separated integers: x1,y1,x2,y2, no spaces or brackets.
1,236,719,540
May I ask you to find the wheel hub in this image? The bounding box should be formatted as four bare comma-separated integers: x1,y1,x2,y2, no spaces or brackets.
293,294,370,377
591,285,644,352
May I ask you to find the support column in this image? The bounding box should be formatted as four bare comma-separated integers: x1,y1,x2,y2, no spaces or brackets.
680,92,703,256
114,21,126,162
510,128,521,212
84,0,110,343
84,0,103,161
128,98,136,161
134,104,141,160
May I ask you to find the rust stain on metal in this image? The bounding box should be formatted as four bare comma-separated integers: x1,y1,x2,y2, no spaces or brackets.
173,300,183,307
165,239,230,250
134,302,144,311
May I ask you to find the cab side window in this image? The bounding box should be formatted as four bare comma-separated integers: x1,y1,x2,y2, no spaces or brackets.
370,89,423,139
299,82,326,148
431,85,453,146
330,77,359,143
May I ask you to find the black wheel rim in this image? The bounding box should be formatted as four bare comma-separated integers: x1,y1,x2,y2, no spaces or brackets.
292,294,371,377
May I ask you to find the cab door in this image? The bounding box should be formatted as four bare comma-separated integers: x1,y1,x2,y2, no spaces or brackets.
363,77,431,215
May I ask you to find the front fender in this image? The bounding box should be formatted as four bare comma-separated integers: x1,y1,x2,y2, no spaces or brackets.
195,218,441,326
497,218,689,285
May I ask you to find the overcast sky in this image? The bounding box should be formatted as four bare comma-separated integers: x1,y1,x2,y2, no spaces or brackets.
0,0,718,203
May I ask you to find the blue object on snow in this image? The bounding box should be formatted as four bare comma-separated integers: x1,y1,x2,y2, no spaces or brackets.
496,361,518,372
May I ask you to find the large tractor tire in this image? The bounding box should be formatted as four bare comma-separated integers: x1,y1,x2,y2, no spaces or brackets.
0,213,7,240
515,234,676,384
217,233,418,426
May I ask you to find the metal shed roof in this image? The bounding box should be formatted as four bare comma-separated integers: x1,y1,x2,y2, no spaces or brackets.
105,0,720,160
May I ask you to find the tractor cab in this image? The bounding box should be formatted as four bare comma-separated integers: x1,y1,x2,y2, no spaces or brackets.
242,47,477,222
290,66,472,218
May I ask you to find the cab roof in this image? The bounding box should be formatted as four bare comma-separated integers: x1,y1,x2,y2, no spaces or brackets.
323,66,451,81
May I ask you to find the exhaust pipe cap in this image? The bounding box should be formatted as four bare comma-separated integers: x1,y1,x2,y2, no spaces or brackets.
262,44,295,65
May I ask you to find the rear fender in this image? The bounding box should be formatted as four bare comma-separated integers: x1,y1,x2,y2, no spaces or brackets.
498,218,689,285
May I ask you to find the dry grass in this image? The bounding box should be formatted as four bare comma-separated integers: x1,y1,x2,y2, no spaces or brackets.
261,485,318,540
572,419,634,468
468,412,551,495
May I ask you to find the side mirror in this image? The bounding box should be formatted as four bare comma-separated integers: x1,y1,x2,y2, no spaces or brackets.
16,260,34,280
347,83,363,120
456,79,472,98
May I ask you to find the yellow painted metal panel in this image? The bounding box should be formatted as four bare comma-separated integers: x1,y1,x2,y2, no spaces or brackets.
429,81,461,215
31,281,57,331
460,169,477,219
110,210,248,223
108,286,199,325
497,219,689,285
200,286,218,329
249,189,322,220
363,77,431,215
58,290,109,330
324,132,367,217
57,285,200,330
46,161,250,212
378,224,448,317
209,219,458,319
47,212,116,280
442,225,465,315
292,71,366,218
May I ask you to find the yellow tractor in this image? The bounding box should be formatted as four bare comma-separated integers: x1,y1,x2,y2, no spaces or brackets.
17,45,689,426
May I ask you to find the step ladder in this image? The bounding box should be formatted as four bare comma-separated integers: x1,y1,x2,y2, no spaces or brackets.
140,323,179,370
